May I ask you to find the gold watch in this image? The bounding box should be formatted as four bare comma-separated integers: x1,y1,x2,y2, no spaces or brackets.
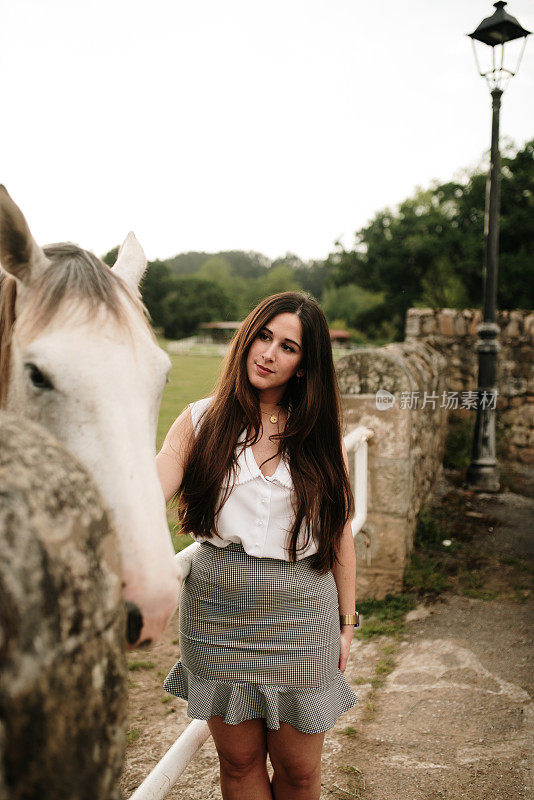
339,612,360,627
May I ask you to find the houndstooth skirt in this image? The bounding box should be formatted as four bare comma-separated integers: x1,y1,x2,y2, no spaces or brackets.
163,541,358,734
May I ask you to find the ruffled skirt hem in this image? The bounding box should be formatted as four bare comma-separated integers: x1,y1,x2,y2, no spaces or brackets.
163,661,358,735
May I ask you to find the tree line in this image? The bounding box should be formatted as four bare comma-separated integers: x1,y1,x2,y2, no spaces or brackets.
103,139,533,343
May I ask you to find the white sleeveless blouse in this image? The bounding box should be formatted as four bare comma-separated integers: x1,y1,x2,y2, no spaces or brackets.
187,397,318,561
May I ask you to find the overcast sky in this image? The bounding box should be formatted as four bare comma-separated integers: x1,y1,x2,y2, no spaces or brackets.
1,0,533,263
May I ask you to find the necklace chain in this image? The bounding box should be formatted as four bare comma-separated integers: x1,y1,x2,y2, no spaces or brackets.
260,404,281,425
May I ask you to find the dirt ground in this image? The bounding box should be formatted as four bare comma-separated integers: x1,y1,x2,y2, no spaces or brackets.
121,467,534,800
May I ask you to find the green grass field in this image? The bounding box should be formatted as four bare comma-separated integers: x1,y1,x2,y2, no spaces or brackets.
157,348,223,551
157,353,222,450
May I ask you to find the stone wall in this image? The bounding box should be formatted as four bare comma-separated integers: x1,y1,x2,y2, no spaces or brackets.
405,308,534,464
337,342,449,600
0,413,127,800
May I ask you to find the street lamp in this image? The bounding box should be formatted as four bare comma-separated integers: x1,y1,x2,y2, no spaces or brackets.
465,1,530,492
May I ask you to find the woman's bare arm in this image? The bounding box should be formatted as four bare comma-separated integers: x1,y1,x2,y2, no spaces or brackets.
332,519,357,617
156,406,194,504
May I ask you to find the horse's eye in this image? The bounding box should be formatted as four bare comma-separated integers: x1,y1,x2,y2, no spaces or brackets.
25,363,54,391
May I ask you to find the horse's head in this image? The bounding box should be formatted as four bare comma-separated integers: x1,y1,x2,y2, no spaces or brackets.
0,186,179,647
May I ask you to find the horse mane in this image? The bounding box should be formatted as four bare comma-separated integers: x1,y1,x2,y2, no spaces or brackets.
0,271,17,405
0,243,154,406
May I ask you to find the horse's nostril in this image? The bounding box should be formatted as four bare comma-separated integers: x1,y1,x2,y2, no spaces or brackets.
125,601,143,645
138,638,153,649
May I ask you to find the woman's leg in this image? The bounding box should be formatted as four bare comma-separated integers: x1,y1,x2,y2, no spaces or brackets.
208,716,272,800
267,722,325,800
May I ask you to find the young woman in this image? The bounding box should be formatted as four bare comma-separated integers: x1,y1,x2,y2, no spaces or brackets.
157,292,359,800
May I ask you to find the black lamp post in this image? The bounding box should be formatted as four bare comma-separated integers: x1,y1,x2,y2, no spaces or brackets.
465,1,530,492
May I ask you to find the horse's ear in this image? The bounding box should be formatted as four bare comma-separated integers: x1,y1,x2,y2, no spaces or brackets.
0,186,49,285
112,232,147,290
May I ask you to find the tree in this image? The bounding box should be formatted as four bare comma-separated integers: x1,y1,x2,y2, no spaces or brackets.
459,139,534,308
166,250,270,279
196,256,251,319
197,256,233,284
260,264,301,298
294,259,333,299
321,284,385,331
329,139,534,340
161,276,238,340
139,260,173,328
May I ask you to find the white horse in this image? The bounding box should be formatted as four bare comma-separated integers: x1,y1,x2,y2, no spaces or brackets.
0,185,180,647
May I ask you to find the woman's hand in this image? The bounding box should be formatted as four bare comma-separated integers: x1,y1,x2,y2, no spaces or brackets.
339,626,354,673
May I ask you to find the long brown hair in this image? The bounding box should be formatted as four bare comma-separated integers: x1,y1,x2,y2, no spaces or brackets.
178,292,353,573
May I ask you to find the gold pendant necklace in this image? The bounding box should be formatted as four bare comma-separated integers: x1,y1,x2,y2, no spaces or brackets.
261,405,280,424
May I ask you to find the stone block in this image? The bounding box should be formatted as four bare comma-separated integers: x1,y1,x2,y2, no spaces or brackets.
510,426,528,446
502,378,527,397
518,448,534,465
468,309,482,335
356,513,409,572
501,403,534,427
421,313,438,335
0,413,126,800
342,396,411,459
505,444,518,458
510,396,525,407
367,458,411,515
439,310,456,336
337,348,414,396
510,310,524,324
405,311,420,338
355,567,404,601
454,315,467,335
503,318,522,338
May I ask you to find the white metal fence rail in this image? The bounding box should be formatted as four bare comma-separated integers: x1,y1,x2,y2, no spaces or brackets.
129,425,374,800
